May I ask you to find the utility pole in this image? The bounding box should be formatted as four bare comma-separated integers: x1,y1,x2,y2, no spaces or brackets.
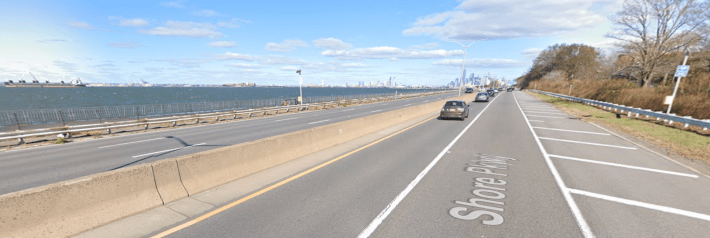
666,50,690,114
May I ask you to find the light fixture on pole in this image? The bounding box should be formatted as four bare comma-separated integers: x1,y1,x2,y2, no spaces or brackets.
296,69,303,104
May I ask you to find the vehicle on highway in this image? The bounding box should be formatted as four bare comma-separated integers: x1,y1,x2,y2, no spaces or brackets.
465,87,474,93
474,92,489,102
439,100,469,120
486,89,496,97
507,87,514,92
493,88,499,93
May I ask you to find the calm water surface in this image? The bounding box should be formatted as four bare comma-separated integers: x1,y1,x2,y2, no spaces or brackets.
0,87,437,111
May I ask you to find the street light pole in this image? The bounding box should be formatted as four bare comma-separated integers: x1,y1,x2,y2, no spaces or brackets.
452,42,474,96
297,69,303,105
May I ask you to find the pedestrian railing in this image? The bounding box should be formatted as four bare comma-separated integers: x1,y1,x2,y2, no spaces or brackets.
0,90,454,145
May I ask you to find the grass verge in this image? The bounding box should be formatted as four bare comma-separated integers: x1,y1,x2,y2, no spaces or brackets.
528,91,710,165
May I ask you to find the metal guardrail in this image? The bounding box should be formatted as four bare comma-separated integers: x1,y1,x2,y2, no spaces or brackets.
0,91,446,132
0,90,454,145
532,90,710,130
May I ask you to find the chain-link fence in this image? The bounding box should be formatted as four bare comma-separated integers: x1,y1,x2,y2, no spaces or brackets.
0,91,422,132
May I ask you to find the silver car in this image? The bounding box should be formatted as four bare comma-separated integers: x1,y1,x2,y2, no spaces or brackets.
474,92,489,102
439,100,470,120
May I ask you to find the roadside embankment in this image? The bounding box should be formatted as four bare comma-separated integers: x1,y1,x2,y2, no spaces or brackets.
0,94,473,238
527,91,710,174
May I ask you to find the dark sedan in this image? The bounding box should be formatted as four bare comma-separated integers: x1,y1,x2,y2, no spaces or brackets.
486,89,496,97
440,100,469,120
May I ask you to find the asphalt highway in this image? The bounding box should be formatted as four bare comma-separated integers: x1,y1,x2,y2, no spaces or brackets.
155,91,710,238
0,92,458,195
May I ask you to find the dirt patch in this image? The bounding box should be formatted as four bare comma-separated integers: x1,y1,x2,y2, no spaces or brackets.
527,91,710,177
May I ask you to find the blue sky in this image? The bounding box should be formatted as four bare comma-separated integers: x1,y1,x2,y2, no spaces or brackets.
0,0,623,86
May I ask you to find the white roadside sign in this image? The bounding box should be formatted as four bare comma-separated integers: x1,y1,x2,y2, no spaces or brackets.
674,65,689,77
664,96,674,105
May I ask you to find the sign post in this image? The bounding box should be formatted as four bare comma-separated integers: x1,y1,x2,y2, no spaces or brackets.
666,51,690,114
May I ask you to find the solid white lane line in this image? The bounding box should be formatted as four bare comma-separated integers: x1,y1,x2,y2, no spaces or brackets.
371,110,382,113
274,117,299,122
533,127,610,136
403,104,411,107
526,115,566,119
538,137,637,150
568,188,710,222
99,137,166,149
132,143,206,158
549,154,698,178
357,94,501,238
424,100,429,102
513,92,595,238
588,122,710,179
528,120,545,122
342,109,356,112
308,119,330,125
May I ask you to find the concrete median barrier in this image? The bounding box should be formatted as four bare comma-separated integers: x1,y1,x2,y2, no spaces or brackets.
0,94,472,237
0,164,163,238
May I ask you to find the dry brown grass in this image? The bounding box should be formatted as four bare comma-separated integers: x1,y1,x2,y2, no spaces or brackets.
534,71,710,119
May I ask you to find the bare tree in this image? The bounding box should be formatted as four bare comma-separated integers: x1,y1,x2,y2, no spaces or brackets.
606,0,707,87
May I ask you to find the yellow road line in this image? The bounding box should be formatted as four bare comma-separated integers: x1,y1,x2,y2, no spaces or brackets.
151,115,438,238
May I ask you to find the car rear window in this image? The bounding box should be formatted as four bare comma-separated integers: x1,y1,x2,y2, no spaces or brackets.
445,101,462,106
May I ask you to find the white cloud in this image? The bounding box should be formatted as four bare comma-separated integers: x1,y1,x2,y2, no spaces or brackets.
227,63,261,68
67,21,94,30
119,18,148,27
209,41,237,48
217,18,251,28
141,21,222,38
411,42,440,49
265,39,308,52
521,48,543,59
262,55,308,65
322,46,463,60
403,0,611,40
160,1,184,8
193,10,219,17
312,38,352,50
108,41,143,49
432,58,528,68
216,52,257,61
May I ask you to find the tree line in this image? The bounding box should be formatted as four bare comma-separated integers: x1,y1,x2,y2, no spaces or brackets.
518,0,709,89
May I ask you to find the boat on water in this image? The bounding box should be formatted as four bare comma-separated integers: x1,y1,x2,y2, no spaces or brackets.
3,72,86,88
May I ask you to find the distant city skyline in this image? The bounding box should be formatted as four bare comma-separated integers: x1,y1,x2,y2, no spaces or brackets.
1,0,623,86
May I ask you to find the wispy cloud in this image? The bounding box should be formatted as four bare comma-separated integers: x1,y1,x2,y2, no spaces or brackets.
217,18,251,28
119,18,148,27
312,38,352,50
227,63,261,68
265,39,308,52
37,39,67,43
521,48,543,59
53,61,78,73
160,1,184,8
322,46,463,60
209,41,237,48
141,21,222,38
216,52,257,61
432,58,528,68
192,9,219,17
67,21,94,30
403,0,609,40
108,41,143,49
